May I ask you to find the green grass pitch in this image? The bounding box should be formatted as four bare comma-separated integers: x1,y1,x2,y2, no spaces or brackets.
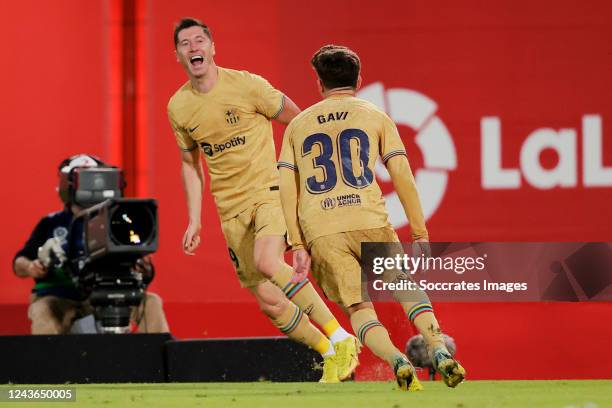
2,380,611,407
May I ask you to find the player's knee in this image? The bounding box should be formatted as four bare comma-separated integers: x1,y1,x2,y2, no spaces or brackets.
253,256,278,278
253,238,285,278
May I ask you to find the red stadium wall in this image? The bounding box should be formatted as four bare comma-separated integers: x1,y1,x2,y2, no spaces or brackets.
1,0,611,380
0,0,110,302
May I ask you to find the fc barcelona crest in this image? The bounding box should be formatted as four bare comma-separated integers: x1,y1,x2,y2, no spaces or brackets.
225,108,240,125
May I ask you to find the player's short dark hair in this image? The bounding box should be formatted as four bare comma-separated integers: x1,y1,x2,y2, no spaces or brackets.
311,45,361,90
174,18,212,48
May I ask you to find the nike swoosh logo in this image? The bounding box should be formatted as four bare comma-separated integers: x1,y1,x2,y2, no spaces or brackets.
189,125,200,133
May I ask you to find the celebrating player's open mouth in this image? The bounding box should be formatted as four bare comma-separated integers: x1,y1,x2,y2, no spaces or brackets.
189,55,204,67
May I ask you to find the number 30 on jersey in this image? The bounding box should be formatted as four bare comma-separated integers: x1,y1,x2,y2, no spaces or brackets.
301,129,374,194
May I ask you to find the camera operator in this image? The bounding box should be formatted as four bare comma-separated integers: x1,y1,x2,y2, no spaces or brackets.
12,154,169,334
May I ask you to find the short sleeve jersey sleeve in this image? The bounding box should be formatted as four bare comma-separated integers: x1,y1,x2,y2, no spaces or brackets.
168,105,197,152
248,73,285,119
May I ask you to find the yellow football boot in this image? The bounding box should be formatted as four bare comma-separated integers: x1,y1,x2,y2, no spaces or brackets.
432,348,466,388
319,355,340,383
334,335,360,381
393,357,423,392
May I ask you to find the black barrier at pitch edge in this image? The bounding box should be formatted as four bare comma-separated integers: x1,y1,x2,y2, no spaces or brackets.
0,334,171,384
0,334,322,384
165,337,322,382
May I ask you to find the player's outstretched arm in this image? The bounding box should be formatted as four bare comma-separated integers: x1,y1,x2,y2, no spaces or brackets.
385,155,429,241
279,167,306,250
180,149,204,255
278,123,306,249
279,167,310,281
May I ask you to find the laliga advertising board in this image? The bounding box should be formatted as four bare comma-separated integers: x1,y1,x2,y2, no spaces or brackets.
356,84,612,233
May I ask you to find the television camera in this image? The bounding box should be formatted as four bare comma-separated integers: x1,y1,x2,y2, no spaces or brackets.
53,156,158,333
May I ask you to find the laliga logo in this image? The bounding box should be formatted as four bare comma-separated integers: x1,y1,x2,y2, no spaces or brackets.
357,82,457,229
